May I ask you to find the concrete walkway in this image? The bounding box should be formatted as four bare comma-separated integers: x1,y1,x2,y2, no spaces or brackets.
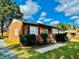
0,39,18,59
35,43,66,53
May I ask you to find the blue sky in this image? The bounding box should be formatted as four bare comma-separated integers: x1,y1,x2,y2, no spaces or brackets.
13,0,79,26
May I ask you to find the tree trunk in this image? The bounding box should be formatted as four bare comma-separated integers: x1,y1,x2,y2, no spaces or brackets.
1,20,4,38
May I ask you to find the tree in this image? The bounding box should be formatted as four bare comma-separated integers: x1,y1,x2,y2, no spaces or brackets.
54,23,67,30
55,23,77,30
0,0,23,38
54,23,71,30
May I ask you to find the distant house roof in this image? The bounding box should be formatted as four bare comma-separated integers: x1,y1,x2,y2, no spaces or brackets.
23,21,62,30
65,30,77,33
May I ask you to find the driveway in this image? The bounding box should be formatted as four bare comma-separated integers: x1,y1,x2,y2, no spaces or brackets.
0,39,18,59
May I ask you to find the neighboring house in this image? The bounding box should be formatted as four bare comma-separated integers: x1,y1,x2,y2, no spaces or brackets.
65,30,77,41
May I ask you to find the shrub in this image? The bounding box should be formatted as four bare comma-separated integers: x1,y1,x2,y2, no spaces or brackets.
55,33,68,42
40,33,48,44
20,34,36,46
28,34,36,46
20,34,29,46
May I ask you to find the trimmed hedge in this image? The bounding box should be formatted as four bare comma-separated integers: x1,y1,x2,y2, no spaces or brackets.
20,34,36,46
55,33,68,42
20,33,49,46
20,33,68,46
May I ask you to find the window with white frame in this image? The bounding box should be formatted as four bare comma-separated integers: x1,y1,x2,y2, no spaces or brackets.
45,29,48,34
52,28,58,34
30,26,38,35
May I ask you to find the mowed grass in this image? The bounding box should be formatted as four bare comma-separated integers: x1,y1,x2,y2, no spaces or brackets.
27,42,79,59
3,32,79,59
5,41,79,59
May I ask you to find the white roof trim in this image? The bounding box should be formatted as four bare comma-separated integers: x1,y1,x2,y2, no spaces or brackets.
11,19,19,24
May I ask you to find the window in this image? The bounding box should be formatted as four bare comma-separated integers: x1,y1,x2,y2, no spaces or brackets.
14,26,18,36
59,30,63,33
45,29,48,34
52,28,58,34
30,26,38,35
59,30,62,33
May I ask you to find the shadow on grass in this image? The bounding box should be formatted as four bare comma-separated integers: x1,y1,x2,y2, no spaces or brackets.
4,42,79,59
27,42,79,59
6,44,40,59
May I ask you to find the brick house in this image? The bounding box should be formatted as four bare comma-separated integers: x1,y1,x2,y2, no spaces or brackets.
23,21,63,36
9,19,63,45
22,22,63,43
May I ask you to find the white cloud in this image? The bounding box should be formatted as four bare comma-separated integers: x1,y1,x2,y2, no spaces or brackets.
75,19,79,25
38,12,47,22
41,12,46,17
70,16,79,20
37,21,43,24
20,0,41,19
50,21,60,25
37,12,53,24
45,18,53,22
37,12,58,25
55,0,79,16
55,0,79,25
38,16,46,22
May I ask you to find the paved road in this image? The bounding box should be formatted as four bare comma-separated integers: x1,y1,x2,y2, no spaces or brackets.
0,39,18,59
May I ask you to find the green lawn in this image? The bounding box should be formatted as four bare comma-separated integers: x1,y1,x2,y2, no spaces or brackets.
3,33,79,59
6,42,79,59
